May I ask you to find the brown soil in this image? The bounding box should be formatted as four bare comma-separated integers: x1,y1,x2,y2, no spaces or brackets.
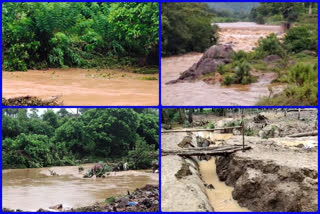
3,68,158,106
216,136,318,211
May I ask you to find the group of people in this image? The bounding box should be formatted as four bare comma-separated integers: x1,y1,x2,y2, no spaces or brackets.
84,160,159,178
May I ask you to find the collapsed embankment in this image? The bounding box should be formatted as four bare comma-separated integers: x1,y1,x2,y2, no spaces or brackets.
216,136,318,212
161,130,318,212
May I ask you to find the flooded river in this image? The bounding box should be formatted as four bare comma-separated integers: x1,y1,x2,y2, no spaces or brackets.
3,68,159,106
161,22,283,106
3,164,158,211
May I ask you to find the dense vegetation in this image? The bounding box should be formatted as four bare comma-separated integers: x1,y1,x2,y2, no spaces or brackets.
161,3,218,56
162,108,256,129
3,3,159,71
2,108,158,169
250,3,318,24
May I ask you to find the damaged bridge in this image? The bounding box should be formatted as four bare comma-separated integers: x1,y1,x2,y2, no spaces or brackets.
162,145,251,156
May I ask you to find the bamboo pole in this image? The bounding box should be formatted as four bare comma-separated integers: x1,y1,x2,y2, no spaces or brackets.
161,126,242,133
162,145,251,156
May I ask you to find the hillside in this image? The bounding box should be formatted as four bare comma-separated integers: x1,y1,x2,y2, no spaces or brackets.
206,3,259,12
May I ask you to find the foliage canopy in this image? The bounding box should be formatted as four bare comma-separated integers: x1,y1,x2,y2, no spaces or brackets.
3,3,159,71
2,108,159,169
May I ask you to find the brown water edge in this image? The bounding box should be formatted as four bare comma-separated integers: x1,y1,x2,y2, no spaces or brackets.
3,164,158,211
161,22,283,106
3,68,159,106
199,159,250,212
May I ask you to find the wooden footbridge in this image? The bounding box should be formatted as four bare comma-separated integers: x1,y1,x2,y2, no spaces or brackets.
162,145,251,156
162,126,251,156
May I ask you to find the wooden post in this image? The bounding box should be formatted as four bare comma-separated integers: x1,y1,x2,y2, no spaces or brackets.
241,109,245,152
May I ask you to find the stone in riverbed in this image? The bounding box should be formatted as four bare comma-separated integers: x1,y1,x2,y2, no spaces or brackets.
166,45,234,84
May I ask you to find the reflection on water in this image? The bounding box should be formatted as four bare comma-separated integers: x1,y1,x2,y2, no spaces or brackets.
3,164,157,211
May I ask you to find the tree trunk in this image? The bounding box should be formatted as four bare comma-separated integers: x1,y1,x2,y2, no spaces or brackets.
309,3,312,16
188,109,193,124
178,109,185,124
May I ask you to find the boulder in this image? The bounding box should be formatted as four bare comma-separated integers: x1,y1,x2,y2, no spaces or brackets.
263,55,281,64
259,125,281,138
166,45,234,84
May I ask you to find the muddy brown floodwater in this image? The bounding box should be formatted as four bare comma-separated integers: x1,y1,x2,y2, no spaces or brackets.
3,164,158,211
3,68,159,106
196,132,249,211
162,22,283,106
199,159,249,212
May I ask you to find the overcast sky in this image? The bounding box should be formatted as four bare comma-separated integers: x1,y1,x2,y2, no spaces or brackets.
29,108,78,115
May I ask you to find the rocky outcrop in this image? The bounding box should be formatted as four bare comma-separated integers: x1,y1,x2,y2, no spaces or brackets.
216,154,318,211
166,45,234,84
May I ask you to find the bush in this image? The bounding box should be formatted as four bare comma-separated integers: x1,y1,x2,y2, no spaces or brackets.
128,137,154,169
257,63,317,105
234,60,255,85
222,75,234,85
232,50,249,62
255,34,286,58
206,122,215,129
284,25,317,53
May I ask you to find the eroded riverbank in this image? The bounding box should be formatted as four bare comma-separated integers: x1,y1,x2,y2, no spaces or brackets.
3,68,159,106
3,164,158,211
162,22,283,106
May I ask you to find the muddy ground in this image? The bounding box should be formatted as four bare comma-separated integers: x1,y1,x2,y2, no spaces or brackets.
3,68,158,106
161,110,318,211
161,22,283,106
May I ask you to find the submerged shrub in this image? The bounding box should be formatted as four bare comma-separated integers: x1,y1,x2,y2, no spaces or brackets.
222,75,234,85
